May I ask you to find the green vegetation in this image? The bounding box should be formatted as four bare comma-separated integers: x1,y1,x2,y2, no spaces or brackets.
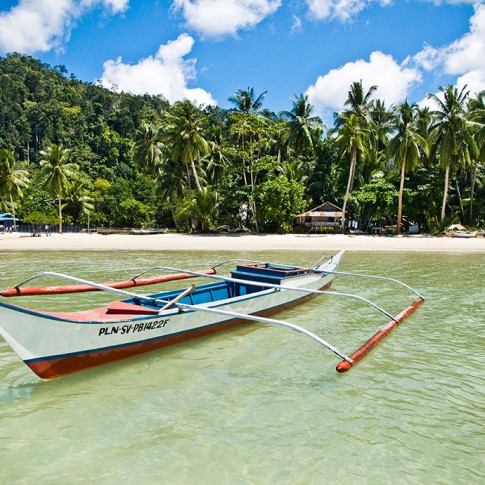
0,53,484,233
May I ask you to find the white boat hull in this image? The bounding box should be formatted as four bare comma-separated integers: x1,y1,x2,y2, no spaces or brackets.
0,252,343,378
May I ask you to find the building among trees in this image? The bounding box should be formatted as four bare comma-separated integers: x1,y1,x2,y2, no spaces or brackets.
295,202,342,229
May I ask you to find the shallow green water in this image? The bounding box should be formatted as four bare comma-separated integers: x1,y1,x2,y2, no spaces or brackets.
0,250,483,484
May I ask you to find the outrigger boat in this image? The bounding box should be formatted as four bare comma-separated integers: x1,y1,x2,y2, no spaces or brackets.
443,223,477,238
0,251,424,379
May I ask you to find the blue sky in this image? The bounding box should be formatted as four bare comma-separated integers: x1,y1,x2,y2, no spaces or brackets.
0,1,484,124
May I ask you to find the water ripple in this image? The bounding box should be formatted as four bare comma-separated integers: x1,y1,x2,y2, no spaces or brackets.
0,251,484,484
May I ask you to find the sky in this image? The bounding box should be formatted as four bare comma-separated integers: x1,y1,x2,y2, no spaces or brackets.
0,0,484,125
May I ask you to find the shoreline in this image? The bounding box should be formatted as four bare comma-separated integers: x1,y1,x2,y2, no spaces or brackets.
1,232,484,252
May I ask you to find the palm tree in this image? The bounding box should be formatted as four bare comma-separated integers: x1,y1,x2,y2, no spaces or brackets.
176,187,219,232
428,85,478,223
280,94,324,155
65,179,94,226
334,114,370,231
228,87,267,114
277,159,308,185
132,122,166,178
156,157,187,231
468,90,485,223
387,101,429,234
370,98,393,169
40,144,79,233
229,110,272,233
164,100,210,192
341,81,378,119
228,88,272,233
333,81,377,231
0,149,30,230
204,124,229,184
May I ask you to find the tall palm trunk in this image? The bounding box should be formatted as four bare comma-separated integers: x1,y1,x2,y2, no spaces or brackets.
58,196,63,234
469,161,477,223
249,167,259,233
169,202,180,232
186,165,192,192
455,178,465,222
440,166,450,224
9,194,17,231
190,159,202,192
396,157,406,236
397,157,406,236
341,145,357,232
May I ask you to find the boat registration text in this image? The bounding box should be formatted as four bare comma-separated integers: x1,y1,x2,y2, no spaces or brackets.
98,319,170,336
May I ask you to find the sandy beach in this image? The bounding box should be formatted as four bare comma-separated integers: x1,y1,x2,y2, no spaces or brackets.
1,231,483,252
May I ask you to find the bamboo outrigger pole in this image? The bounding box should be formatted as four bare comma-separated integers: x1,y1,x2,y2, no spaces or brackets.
311,268,425,372
0,269,216,297
335,296,424,372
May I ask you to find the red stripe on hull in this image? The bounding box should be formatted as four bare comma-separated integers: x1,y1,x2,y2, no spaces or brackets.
27,285,330,379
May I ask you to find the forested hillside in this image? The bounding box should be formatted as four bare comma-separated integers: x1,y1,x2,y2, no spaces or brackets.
0,53,483,233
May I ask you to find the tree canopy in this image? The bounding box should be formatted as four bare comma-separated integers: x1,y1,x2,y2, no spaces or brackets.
0,53,484,234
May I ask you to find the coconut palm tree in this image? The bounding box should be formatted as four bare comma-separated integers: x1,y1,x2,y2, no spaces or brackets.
228,87,273,234
334,114,371,232
0,149,30,230
164,100,210,192
332,81,378,231
64,179,94,226
387,101,429,234
132,122,166,178
280,94,323,155
468,90,485,223
340,81,378,120
176,187,219,232
156,157,187,231
428,85,478,223
370,98,393,169
228,87,267,114
40,143,79,233
204,124,229,185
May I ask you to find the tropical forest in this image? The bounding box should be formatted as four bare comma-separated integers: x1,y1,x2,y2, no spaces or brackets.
0,53,484,234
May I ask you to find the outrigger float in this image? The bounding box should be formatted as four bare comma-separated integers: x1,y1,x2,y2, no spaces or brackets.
0,251,424,379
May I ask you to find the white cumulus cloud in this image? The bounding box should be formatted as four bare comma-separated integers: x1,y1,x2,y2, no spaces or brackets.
306,51,422,115
305,0,391,22
171,0,282,37
100,34,216,107
414,3,485,96
443,3,485,94
0,0,128,54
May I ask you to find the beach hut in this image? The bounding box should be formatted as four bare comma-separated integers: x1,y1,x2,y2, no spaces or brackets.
295,202,343,229
0,213,21,231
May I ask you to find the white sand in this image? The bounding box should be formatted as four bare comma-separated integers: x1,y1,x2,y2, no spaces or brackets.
1,232,484,252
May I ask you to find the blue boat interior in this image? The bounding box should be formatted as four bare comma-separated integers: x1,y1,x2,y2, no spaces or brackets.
123,263,310,310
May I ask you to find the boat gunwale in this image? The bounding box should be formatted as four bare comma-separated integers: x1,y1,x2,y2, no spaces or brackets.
0,272,324,325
